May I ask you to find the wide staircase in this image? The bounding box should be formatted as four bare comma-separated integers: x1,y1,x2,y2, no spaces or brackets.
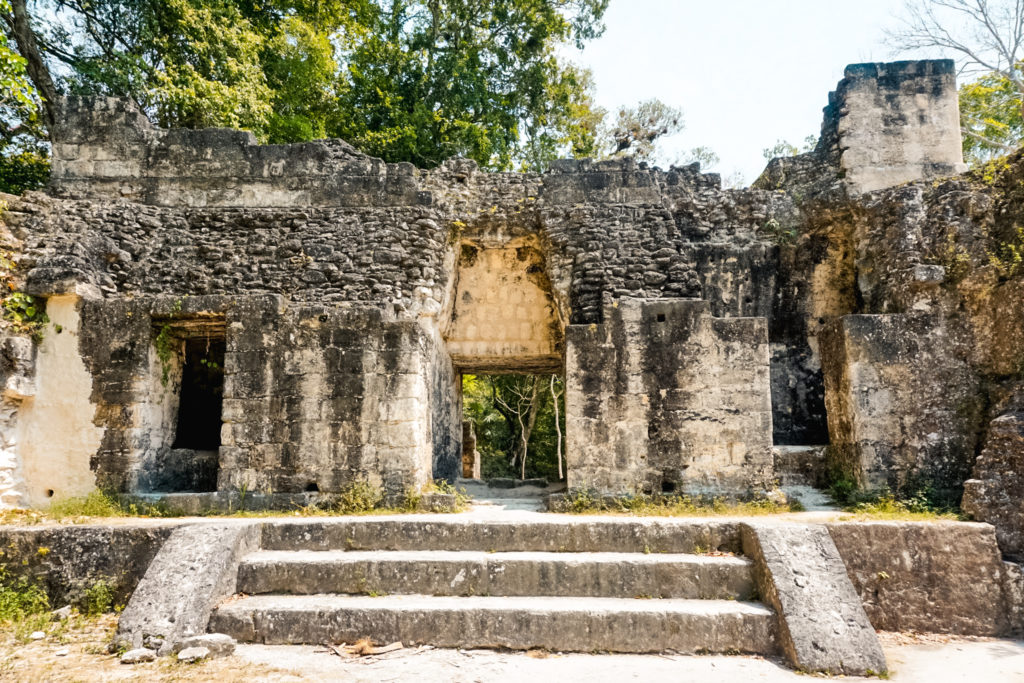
210,518,778,654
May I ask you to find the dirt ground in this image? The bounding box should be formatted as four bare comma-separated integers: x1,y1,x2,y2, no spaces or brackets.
2,615,1023,682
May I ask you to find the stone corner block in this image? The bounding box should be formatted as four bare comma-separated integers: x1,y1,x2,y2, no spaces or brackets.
113,522,260,655
741,523,887,676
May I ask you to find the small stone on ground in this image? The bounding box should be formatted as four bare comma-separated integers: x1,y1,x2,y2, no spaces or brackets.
120,647,156,664
178,645,211,663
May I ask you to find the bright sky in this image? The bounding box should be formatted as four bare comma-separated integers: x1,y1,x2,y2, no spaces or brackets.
570,0,926,184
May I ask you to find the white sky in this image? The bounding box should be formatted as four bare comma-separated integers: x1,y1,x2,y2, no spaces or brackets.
570,0,923,184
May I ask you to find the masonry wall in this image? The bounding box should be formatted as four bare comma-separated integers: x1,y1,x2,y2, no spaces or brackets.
566,299,773,495
0,60,983,503
820,314,983,500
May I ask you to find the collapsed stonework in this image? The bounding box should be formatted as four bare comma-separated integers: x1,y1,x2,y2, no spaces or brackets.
1,57,1024,563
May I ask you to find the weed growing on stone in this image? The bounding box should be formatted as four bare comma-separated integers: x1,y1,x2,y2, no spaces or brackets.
828,481,962,521
81,580,114,616
0,565,50,642
557,491,803,517
48,490,131,519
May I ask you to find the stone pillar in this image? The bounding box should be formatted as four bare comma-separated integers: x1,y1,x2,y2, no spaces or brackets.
565,298,773,496
835,60,967,194
820,314,982,498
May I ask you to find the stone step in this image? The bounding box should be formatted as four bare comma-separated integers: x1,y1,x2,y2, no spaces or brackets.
236,550,756,600
773,445,828,488
211,594,778,654
257,517,743,554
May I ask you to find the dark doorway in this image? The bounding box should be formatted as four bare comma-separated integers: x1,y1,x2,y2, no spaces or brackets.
173,337,226,450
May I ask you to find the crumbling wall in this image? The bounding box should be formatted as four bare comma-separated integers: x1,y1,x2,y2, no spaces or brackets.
566,298,773,495
963,404,1024,560
756,60,966,196
0,59,988,502
0,335,33,507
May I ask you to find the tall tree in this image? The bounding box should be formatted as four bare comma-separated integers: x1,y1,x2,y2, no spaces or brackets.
1,0,609,171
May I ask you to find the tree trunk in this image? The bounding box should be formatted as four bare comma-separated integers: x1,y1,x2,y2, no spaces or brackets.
551,375,564,480
515,377,540,479
7,0,58,129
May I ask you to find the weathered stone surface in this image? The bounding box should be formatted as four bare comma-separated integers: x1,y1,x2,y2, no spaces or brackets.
120,648,156,664
210,594,777,654
256,516,745,555
820,314,981,500
177,646,210,663
963,410,1024,559
461,421,480,479
114,523,259,654
741,523,886,676
0,57,1011,516
0,523,173,608
1005,561,1024,636
772,445,827,488
236,549,755,600
174,633,236,658
827,521,1012,636
566,299,773,495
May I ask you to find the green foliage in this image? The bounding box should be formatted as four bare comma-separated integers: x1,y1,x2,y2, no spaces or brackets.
559,490,803,517
14,0,610,170
959,69,1024,167
463,374,566,482
153,299,184,386
0,148,49,195
2,291,48,340
762,135,817,161
48,490,130,518
606,99,683,162
332,480,384,514
827,479,961,520
988,225,1024,279
80,580,114,616
761,217,799,245
0,565,49,623
682,145,719,169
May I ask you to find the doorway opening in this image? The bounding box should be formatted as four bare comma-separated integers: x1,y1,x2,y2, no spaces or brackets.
461,373,567,484
145,317,225,493
173,337,226,451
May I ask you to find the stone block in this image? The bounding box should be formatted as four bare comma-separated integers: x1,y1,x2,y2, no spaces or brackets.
963,411,1024,559
742,523,886,676
827,521,1013,636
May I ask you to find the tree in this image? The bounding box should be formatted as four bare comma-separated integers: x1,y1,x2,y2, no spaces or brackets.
0,0,609,171
762,135,817,161
959,67,1024,163
462,373,566,482
330,0,610,169
0,0,47,194
889,0,1024,160
605,98,683,162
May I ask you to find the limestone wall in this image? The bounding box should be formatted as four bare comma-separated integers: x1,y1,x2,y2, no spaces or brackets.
836,61,966,194
820,314,982,499
566,298,773,495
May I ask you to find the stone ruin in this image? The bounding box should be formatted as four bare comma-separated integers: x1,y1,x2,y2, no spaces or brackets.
0,57,1020,559
1,58,1024,674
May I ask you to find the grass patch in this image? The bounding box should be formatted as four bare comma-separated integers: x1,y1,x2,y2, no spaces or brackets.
556,490,805,516
0,565,51,643
827,480,964,521
838,493,963,521
2,480,470,525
